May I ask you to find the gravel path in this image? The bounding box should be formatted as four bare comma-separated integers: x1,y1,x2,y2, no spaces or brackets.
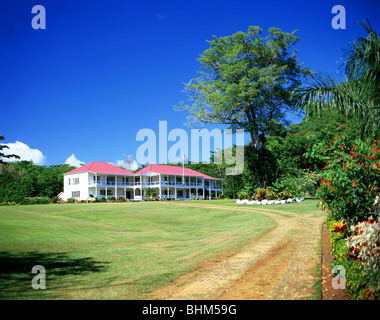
151,203,325,300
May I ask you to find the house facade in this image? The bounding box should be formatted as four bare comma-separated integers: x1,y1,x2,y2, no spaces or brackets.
61,162,223,201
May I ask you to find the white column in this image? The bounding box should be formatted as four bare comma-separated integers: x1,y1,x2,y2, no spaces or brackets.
105,174,108,198
159,174,162,200
95,173,98,198
202,177,204,200
115,175,117,198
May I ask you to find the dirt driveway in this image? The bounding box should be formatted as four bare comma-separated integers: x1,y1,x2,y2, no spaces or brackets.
148,203,326,300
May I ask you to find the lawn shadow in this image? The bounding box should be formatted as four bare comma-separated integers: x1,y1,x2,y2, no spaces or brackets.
0,251,109,299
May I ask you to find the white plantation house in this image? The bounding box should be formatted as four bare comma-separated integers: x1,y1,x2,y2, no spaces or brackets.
61,162,223,201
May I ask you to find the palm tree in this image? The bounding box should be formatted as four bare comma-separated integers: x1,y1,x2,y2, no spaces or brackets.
296,19,380,138
144,187,157,200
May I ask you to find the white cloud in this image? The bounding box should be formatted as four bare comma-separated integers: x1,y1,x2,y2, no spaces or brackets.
1,141,46,165
111,155,139,171
65,154,84,168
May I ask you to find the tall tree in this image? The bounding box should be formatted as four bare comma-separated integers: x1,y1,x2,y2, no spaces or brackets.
175,26,312,152
296,19,380,138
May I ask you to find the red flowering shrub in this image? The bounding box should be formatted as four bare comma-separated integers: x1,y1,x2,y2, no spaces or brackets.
305,136,380,225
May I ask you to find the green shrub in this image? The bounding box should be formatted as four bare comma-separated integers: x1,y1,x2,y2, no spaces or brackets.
237,182,256,200
276,189,293,200
22,196,51,205
0,201,16,206
265,189,276,200
99,197,106,202
255,188,267,201
66,197,76,203
270,174,308,198
51,196,60,203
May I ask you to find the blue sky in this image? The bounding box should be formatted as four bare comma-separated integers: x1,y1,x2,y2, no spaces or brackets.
1,0,379,168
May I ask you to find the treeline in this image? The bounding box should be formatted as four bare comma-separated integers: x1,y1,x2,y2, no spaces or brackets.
184,115,360,198
0,115,359,203
0,161,75,203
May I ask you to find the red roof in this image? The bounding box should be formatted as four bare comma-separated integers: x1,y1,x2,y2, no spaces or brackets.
65,162,221,180
136,164,221,180
64,162,135,175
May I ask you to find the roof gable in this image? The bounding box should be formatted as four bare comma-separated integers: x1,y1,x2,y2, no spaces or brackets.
136,164,221,179
64,162,135,175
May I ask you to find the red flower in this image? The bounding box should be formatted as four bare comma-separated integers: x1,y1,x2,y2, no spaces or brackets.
340,146,344,150
366,290,372,297
305,143,308,146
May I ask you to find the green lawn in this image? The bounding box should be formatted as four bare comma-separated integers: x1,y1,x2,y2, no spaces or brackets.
205,198,322,215
0,200,318,299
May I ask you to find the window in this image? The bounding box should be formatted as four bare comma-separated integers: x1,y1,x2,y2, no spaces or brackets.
73,178,80,185
68,178,71,185
72,191,80,198
100,190,106,196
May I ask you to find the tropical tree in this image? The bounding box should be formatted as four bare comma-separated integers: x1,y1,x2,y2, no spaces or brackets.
296,19,380,138
0,134,19,163
176,26,312,152
144,187,157,200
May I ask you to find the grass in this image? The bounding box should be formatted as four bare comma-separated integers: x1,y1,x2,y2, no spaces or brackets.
0,200,319,299
203,198,322,215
